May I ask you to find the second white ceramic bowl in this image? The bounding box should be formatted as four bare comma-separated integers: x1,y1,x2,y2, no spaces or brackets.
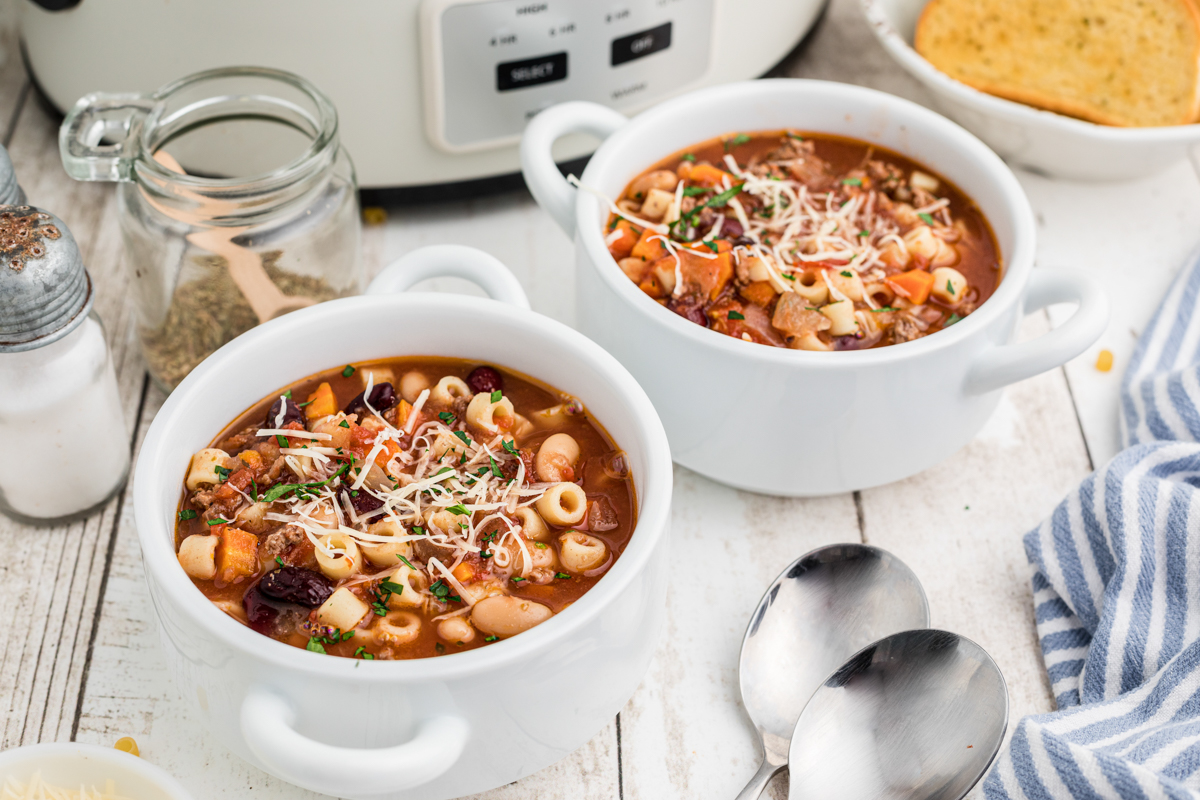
862,0,1200,180
0,743,193,800
521,79,1108,496
132,246,673,800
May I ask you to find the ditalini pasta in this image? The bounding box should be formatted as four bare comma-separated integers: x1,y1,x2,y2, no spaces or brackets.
603,130,1002,350
174,358,636,660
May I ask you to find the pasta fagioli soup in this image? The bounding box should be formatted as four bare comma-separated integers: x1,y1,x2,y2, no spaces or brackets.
174,358,636,660
604,130,1001,350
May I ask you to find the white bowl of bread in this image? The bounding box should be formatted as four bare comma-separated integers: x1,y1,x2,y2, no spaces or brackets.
862,0,1200,180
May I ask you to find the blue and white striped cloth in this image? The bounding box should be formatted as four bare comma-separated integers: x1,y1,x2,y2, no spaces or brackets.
985,252,1200,800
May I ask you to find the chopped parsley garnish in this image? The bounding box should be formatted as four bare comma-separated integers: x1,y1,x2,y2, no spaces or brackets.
207,519,229,526
438,411,456,425
701,239,719,253
489,456,503,479
446,503,470,516
283,390,293,399
607,216,619,231
339,419,350,428
918,212,936,226
306,638,326,654
276,434,288,448
342,365,356,377
511,576,526,584
858,230,871,237
354,646,374,660
490,389,503,403
841,177,863,186
453,431,471,446
275,555,284,566
297,400,313,407
946,279,955,294
435,643,446,654
682,186,708,197
946,313,963,326
781,272,796,281
728,310,745,320
260,462,350,502
430,580,451,599
871,307,898,313
502,439,519,456
485,635,498,642
534,542,548,549
786,132,804,140
396,554,417,570
725,133,751,151
381,579,405,595
681,153,696,162
555,572,571,580
251,479,259,502
178,509,197,521
214,465,231,482
673,182,745,233
412,525,426,536
840,270,853,278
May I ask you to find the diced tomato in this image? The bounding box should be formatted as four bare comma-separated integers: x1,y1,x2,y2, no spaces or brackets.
607,218,642,260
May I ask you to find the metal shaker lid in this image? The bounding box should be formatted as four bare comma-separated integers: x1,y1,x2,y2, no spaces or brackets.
0,206,92,353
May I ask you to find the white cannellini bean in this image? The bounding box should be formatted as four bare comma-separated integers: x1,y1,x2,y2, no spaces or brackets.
399,371,430,404
471,595,553,638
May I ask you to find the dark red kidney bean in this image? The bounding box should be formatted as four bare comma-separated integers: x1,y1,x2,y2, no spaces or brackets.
264,397,304,428
259,566,335,607
833,335,867,351
668,298,709,327
732,235,756,248
467,366,503,394
721,218,744,239
243,584,282,634
340,486,384,515
344,382,397,417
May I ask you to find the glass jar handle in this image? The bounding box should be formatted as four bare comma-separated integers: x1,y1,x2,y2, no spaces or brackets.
58,92,155,182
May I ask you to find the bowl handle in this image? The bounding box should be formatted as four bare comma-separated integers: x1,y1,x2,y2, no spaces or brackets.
367,244,530,309
241,686,469,796
520,102,629,237
965,267,1109,395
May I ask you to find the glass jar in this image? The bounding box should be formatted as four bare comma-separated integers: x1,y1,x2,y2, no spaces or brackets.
60,67,363,390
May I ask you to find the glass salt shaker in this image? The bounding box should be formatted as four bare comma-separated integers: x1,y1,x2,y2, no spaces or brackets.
0,205,130,523
59,67,363,391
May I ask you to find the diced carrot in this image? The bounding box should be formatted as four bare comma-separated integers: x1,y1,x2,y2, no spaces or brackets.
687,239,732,254
237,450,263,470
374,438,402,470
452,562,475,584
215,526,259,584
305,382,338,420
680,251,733,301
688,163,734,188
607,218,642,260
630,227,669,262
395,399,413,429
740,280,778,307
888,269,935,305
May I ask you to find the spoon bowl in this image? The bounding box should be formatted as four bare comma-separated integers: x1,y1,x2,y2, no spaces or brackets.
788,629,1008,800
735,543,930,799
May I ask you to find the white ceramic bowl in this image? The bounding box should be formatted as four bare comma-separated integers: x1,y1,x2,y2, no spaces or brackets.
0,743,194,800
132,246,673,800
862,0,1200,180
521,79,1108,496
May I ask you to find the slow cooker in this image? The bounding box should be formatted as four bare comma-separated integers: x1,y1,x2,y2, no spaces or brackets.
20,0,828,193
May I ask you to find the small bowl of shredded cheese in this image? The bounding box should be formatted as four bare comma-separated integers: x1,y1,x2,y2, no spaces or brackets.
0,742,192,800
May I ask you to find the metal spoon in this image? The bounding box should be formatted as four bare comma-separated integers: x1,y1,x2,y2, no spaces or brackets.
735,544,930,800
788,629,1008,800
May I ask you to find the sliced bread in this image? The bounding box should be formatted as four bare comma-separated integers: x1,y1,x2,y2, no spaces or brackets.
914,0,1200,127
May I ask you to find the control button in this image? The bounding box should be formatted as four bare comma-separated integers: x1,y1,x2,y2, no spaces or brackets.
611,21,672,66
496,52,568,92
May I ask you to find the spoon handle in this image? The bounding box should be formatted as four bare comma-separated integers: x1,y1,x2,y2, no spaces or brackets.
733,758,783,800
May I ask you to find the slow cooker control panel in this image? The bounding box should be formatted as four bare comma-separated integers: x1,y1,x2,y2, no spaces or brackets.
420,0,714,151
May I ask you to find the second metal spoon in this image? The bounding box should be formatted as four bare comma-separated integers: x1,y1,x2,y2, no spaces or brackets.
734,543,930,800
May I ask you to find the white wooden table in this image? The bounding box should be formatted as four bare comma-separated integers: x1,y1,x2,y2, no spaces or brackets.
4,0,1200,797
